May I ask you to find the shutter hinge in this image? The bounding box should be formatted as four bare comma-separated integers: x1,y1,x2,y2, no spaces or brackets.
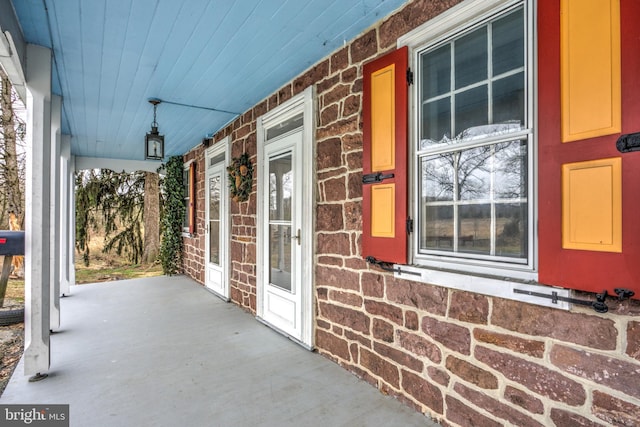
513,288,635,314
365,256,421,276
362,172,394,184
406,68,414,85
406,217,414,234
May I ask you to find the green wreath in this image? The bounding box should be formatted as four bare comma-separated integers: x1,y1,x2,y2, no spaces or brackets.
227,153,254,202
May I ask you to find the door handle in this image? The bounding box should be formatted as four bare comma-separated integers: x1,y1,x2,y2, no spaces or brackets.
291,229,301,245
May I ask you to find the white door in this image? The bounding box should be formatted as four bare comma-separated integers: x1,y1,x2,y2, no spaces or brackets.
261,130,304,340
258,88,314,348
205,152,228,299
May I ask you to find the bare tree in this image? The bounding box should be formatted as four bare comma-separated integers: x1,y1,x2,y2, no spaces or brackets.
0,68,24,229
0,68,25,278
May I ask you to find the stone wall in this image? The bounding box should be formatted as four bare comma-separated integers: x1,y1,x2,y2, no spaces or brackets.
182,1,640,425
317,277,640,426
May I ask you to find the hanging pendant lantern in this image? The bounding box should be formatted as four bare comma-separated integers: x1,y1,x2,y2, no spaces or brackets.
145,99,164,160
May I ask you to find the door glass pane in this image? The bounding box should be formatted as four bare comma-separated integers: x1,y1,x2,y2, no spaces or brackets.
209,176,220,220
269,155,293,221
208,176,221,265
268,152,293,292
266,113,303,140
209,153,225,167
209,220,220,265
269,224,292,291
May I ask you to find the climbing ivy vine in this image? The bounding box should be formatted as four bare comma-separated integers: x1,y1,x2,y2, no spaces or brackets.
159,156,184,275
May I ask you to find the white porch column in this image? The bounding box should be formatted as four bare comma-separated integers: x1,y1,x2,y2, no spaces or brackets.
69,155,76,288
24,44,52,377
50,95,61,329
59,135,72,296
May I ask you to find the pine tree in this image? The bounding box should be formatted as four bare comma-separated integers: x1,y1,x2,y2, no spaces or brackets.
75,169,161,266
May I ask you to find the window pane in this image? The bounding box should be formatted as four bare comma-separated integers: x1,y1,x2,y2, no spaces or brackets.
492,8,524,76
455,85,488,137
209,153,225,168
458,146,492,201
183,169,189,198
208,175,220,265
266,113,303,140
183,168,190,229
209,220,220,265
494,141,527,199
495,203,527,258
183,204,190,229
422,155,454,201
455,27,487,88
422,98,451,147
458,204,491,255
422,44,451,99
269,224,292,291
493,72,525,127
209,176,220,220
421,205,454,252
269,154,293,221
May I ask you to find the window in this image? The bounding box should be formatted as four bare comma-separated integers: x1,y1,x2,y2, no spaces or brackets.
412,2,533,274
183,162,195,234
183,167,190,231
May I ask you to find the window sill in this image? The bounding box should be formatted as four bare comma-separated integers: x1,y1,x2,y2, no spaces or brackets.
182,231,194,238
394,264,571,310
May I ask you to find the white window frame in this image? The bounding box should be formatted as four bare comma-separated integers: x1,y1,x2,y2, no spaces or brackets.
394,0,565,309
182,159,194,236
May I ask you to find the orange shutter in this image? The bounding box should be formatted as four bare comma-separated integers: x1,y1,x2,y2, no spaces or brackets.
362,46,409,265
189,162,196,234
538,0,639,299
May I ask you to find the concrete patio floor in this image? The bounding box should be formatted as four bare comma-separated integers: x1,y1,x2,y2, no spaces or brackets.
1,276,439,426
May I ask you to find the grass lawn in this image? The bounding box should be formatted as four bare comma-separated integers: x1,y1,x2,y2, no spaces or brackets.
1,249,163,304
2,279,24,303
74,262,163,284
74,236,163,284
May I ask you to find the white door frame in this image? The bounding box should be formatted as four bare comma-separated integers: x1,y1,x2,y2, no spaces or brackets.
204,136,230,300
256,86,315,349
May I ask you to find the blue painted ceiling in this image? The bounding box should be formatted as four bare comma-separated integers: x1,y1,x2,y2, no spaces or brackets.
11,0,407,161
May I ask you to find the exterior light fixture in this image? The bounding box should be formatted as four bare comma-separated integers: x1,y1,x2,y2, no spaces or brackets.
145,99,164,160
